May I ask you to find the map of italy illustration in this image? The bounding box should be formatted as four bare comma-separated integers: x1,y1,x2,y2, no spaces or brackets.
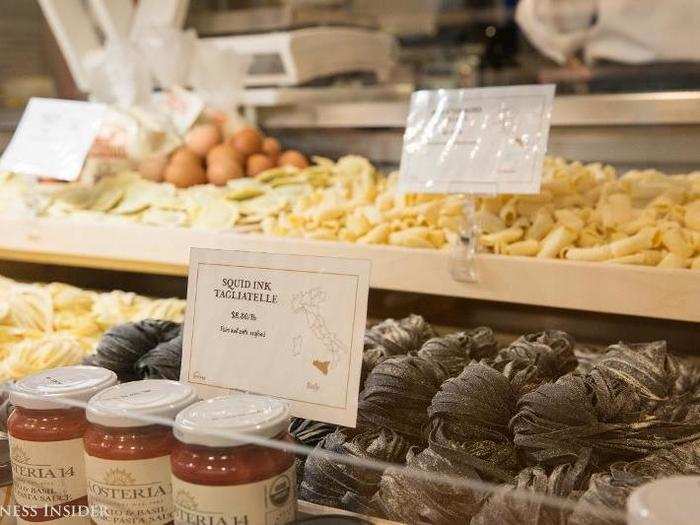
290,287,347,375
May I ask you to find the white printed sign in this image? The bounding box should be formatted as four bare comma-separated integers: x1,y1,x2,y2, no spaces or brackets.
180,248,371,427
399,84,555,195
0,98,106,181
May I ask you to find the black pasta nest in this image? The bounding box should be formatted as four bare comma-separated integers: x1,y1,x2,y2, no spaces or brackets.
83,319,183,381
296,315,700,525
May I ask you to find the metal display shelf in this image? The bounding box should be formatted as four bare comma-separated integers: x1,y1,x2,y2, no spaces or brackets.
254,91,700,171
1,217,698,323
256,91,700,128
3,91,696,129
241,83,413,108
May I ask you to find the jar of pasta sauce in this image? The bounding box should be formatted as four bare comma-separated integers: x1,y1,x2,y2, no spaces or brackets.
171,394,296,525
8,365,117,524
84,379,197,525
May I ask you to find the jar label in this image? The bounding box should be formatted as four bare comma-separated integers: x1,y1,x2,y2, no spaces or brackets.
172,464,296,525
85,455,174,525
9,436,90,523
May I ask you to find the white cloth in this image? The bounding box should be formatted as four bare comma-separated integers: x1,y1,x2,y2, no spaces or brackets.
516,0,700,65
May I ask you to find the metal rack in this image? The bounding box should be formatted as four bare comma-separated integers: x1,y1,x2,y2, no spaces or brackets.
3,89,699,172
254,91,700,171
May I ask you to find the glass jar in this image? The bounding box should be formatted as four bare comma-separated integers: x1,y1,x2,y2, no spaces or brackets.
84,379,197,525
8,365,117,524
171,394,296,525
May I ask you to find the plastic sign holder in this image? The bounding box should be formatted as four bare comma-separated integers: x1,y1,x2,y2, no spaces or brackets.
399,85,555,282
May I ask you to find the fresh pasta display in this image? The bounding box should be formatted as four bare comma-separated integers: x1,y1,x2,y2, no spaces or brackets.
1,155,699,267
0,276,184,381
0,156,465,249
3,312,694,524
479,157,700,268
1,263,698,525
296,316,700,524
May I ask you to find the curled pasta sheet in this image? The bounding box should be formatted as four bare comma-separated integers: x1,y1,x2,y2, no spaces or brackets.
565,245,612,262
481,227,524,254
491,331,578,398
418,327,497,376
374,445,485,525
288,418,338,489
134,333,183,380
290,418,337,449
84,319,182,381
427,363,519,481
568,439,700,525
554,209,585,232
300,427,410,511
472,454,591,525
566,228,659,263
685,199,700,230
504,239,540,256
358,356,448,440
362,314,437,383
527,208,555,241
660,227,694,258
657,252,688,268
686,228,700,251
476,209,506,234
605,250,664,266
499,198,519,226
537,226,577,258
609,227,660,258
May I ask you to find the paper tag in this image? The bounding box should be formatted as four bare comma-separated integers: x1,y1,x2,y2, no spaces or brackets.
172,464,296,525
151,87,204,134
399,85,555,195
85,455,173,525
10,436,89,524
0,98,106,181
180,248,371,427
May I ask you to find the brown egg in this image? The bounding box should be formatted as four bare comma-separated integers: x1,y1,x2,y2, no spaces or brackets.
246,154,276,177
278,150,309,169
164,161,207,188
261,137,281,160
207,158,244,186
206,143,245,167
185,124,222,156
170,147,202,165
230,127,263,157
137,155,168,182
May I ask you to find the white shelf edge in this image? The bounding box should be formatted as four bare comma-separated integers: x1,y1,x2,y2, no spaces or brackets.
298,499,401,524
1,217,698,323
